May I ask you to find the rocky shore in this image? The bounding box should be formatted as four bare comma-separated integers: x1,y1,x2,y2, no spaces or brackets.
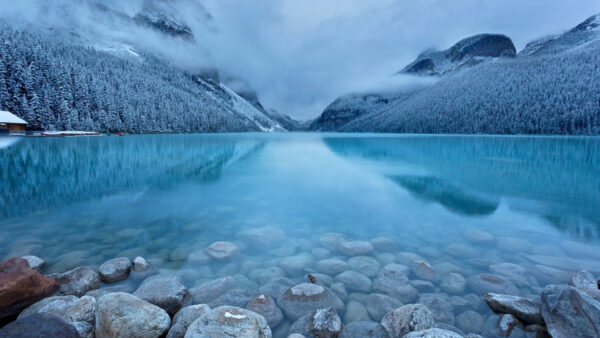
1,229,599,337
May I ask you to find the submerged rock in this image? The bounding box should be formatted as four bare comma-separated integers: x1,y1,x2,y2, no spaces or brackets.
540,284,600,338
340,321,390,338
334,271,372,293
310,307,343,338
418,294,455,325
133,256,150,272
482,293,543,325
339,241,374,256
246,294,283,328
167,304,211,338
380,304,434,338
455,310,485,334
0,257,60,320
48,266,101,297
22,255,46,270
467,274,519,296
344,301,371,323
372,268,418,304
18,295,96,338
569,269,598,289
315,258,349,275
365,293,403,322
347,256,381,277
133,274,191,316
205,241,239,260
0,313,80,338
440,273,466,294
185,306,271,337
369,237,397,252
403,328,463,338
99,257,131,284
239,226,285,248
277,283,344,320
318,233,346,252
96,292,171,338
191,276,237,304
279,253,315,276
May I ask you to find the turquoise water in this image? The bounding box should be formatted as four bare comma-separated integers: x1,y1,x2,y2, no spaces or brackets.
1,134,599,335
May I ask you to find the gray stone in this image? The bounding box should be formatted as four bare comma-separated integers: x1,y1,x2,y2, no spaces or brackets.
340,321,390,338
48,266,101,297
330,282,347,301
247,294,284,328
334,271,371,293
85,284,135,300
381,263,410,276
310,273,333,286
467,274,519,296
489,263,530,287
0,313,80,338
440,273,466,295
396,252,424,266
99,257,131,284
312,248,332,260
569,269,598,289
411,261,437,281
205,241,239,260
339,241,373,256
404,328,462,338
167,304,211,338
482,293,543,325
380,304,434,338
22,255,45,270
410,280,435,293
134,274,191,316
259,277,295,299
347,256,381,277
191,276,237,304
372,268,418,304
418,294,454,325
376,253,396,265
456,310,484,334
239,226,285,248
185,306,271,338
531,264,571,285
19,295,96,338
279,253,315,276
209,289,258,308
370,237,396,252
365,293,403,322
250,267,287,285
464,230,495,244
435,323,465,336
344,301,370,323
540,284,600,338
319,233,346,252
96,292,171,338
133,256,150,272
310,307,343,338
277,283,345,320
496,314,521,337
315,258,349,276
445,243,478,258
289,315,312,337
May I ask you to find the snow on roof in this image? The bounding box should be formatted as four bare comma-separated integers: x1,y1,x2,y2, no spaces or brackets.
0,111,27,124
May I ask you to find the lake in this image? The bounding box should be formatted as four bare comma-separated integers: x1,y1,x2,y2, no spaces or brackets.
1,133,599,336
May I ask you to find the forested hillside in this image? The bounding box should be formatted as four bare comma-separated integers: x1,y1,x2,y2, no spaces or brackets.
0,26,267,132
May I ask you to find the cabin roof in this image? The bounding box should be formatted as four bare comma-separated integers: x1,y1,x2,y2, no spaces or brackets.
0,111,27,125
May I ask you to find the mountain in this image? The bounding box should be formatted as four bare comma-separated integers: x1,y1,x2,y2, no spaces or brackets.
401,34,516,76
0,1,284,132
311,14,600,135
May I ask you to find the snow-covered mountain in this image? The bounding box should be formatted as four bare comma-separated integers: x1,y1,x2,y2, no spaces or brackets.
311,14,600,135
0,0,285,132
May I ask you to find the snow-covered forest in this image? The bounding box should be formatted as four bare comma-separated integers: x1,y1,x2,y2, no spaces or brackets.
0,26,263,132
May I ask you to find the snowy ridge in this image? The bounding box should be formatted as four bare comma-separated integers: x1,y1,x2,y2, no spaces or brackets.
220,84,285,132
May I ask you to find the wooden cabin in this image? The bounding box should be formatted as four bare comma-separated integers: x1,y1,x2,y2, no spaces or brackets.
0,110,27,134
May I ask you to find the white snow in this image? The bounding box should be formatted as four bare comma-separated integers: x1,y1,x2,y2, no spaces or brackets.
224,312,247,320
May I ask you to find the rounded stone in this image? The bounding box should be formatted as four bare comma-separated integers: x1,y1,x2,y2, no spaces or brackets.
278,253,315,276
403,328,463,338
205,241,239,260
191,276,238,304
277,283,345,321
239,226,285,248
96,292,171,338
246,294,284,328
344,301,371,323
167,304,212,338
440,273,467,295
318,233,347,251
381,304,435,338
370,237,397,252
418,294,455,325
340,321,390,338
47,266,100,297
411,261,437,281
335,271,372,293
347,256,381,277
310,307,343,338
0,313,80,338
99,257,131,284
133,275,191,316
467,274,519,296
372,268,418,304
133,256,150,272
184,306,271,338
315,258,349,275
456,310,485,334
339,241,374,256
365,293,404,322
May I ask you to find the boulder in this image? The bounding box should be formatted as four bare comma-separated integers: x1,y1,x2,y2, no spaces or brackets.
134,275,191,316
205,241,239,260
569,269,598,289
48,266,101,297
403,328,463,338
482,293,543,325
184,306,271,338
19,295,96,338
496,314,522,337
99,257,131,284
340,321,390,338
277,283,344,320
258,277,295,299
372,268,418,303
418,294,454,325
467,274,519,296
246,294,284,328
0,257,59,320
315,259,349,275
440,273,466,294
380,304,434,338
339,241,373,256
347,256,381,277
191,276,237,304
167,304,211,338
334,271,372,293
310,307,343,338
96,292,171,338
22,255,45,270
365,293,403,322
0,313,80,337
540,284,600,338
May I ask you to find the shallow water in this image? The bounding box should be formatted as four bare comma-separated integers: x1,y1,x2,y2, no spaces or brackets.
1,133,600,335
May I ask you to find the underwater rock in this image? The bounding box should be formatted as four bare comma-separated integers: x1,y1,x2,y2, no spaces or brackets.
205,241,239,260
380,304,434,338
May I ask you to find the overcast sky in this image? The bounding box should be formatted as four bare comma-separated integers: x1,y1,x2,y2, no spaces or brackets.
202,0,600,119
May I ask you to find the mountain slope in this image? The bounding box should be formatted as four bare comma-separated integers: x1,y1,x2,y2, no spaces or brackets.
313,14,600,135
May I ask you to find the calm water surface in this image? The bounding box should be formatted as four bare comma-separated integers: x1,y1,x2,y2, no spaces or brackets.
1,133,599,336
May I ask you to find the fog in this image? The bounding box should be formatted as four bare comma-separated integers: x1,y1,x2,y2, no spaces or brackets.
2,0,600,119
